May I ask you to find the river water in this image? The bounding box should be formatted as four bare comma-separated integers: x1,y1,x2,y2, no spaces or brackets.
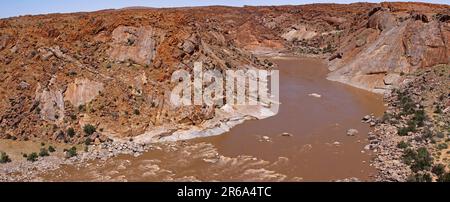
40,57,385,181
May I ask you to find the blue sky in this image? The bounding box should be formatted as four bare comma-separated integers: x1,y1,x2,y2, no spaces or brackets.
1,0,448,19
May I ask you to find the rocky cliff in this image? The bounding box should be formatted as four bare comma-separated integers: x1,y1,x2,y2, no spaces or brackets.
0,2,449,143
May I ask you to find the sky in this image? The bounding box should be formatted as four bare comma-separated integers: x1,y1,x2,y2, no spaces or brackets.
1,0,448,19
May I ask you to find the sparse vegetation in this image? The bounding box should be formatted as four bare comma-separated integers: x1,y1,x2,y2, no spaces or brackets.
48,146,56,153
403,147,433,172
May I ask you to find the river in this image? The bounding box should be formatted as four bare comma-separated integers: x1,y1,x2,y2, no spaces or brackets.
40,57,385,181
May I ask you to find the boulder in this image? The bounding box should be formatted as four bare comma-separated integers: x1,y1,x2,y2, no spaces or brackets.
383,74,401,85
347,128,359,136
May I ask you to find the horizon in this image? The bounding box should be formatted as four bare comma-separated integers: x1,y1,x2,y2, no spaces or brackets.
1,0,448,19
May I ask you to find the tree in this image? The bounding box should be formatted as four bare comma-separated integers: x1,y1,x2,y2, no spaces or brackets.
48,146,56,153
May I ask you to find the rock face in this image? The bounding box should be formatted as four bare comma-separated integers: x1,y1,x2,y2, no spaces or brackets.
328,6,450,93
109,26,163,65
64,78,104,107
35,84,65,122
281,25,317,42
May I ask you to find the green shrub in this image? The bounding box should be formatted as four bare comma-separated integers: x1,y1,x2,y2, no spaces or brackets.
403,148,416,165
84,138,92,146
67,127,75,137
397,141,410,149
39,148,49,157
432,164,446,176
422,129,433,140
437,143,448,150
27,152,38,162
413,109,426,127
437,172,450,182
83,124,96,136
65,147,77,158
434,106,443,114
403,147,433,172
412,147,433,172
70,114,77,120
78,104,86,112
133,109,140,115
398,126,413,136
407,173,432,182
436,132,445,139
0,152,11,164
48,146,56,153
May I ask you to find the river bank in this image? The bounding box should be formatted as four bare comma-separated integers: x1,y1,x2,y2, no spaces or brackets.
368,65,449,182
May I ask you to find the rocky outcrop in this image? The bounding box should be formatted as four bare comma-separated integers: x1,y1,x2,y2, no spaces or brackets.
328,8,450,93
64,78,104,107
281,25,318,42
109,26,164,65
35,84,65,122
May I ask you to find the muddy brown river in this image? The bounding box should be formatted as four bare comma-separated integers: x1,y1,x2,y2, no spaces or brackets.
40,57,385,181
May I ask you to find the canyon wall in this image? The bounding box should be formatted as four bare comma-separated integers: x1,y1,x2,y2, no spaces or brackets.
0,2,448,142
